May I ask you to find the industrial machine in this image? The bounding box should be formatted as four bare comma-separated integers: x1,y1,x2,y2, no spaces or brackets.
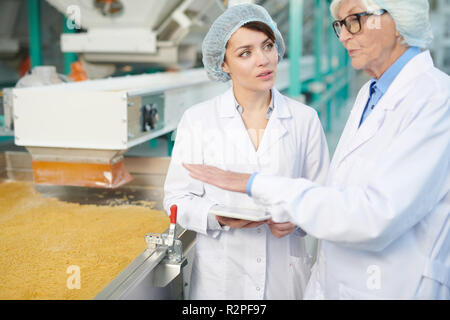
11,68,230,188
9,57,311,188
95,204,194,299
47,0,225,68
0,151,196,300
96,205,192,300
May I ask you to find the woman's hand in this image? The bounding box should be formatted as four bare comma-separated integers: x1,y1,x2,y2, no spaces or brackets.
216,216,267,229
267,219,296,238
183,163,250,193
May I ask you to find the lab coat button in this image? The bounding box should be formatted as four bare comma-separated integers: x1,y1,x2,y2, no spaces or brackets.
257,257,261,263
256,287,260,291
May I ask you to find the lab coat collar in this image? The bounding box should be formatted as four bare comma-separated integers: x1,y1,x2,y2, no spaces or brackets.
380,50,434,111
374,46,421,95
256,90,290,158
350,50,434,117
218,87,291,119
336,50,435,164
219,87,291,162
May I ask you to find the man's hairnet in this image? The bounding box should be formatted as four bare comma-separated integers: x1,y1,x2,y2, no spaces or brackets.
202,3,286,82
330,0,433,48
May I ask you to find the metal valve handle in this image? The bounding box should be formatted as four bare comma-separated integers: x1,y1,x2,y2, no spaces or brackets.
144,204,182,263
170,205,177,224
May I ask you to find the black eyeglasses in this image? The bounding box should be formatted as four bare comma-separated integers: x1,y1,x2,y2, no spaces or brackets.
332,9,387,38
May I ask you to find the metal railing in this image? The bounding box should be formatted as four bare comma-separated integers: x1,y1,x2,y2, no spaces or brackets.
288,0,351,133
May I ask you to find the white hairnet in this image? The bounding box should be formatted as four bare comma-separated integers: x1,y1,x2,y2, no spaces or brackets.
330,0,433,48
202,3,285,82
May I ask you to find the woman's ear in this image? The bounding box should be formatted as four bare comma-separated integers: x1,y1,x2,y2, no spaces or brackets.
222,60,230,74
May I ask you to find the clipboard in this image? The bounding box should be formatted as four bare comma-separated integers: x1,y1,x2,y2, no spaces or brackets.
209,204,271,222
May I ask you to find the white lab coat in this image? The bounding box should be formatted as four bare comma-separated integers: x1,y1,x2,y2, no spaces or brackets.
250,50,450,299
164,87,329,299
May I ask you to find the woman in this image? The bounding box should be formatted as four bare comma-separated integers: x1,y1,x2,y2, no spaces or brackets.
184,0,450,299
164,4,329,299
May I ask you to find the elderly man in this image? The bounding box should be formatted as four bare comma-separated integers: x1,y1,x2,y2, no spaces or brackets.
183,0,450,299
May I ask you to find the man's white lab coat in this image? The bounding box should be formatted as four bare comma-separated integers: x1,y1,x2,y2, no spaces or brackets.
250,51,450,299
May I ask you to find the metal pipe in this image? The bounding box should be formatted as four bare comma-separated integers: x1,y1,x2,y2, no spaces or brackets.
325,10,335,132
288,0,303,97
167,132,175,157
312,0,325,114
28,0,42,68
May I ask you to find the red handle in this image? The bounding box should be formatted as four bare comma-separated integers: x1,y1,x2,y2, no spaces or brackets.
170,205,177,224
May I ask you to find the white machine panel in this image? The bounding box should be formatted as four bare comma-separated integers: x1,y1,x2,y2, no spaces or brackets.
13,88,128,150
61,28,157,54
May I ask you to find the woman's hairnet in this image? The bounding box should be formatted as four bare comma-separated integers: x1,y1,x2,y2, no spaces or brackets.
202,3,286,82
330,0,433,49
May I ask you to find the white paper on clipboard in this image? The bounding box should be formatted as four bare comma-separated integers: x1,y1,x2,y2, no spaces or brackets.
209,204,271,222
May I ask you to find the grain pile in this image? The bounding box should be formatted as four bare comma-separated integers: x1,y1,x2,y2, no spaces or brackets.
0,181,169,300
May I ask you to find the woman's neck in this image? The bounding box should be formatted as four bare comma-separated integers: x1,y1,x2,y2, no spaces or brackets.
233,85,271,114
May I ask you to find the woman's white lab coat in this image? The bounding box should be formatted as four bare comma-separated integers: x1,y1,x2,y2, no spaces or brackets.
164,87,329,299
250,51,450,299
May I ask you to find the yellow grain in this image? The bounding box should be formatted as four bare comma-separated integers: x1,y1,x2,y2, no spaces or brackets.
0,181,169,300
